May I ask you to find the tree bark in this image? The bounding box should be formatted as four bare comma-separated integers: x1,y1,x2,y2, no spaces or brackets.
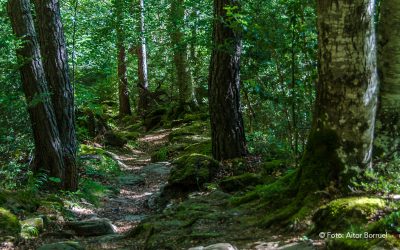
116,0,132,116
374,0,400,159
170,0,195,110
7,0,65,186
298,0,378,192
208,0,247,161
137,0,149,116
34,0,78,191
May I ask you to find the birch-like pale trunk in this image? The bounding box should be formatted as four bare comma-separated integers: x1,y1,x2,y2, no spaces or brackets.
374,0,400,159
137,0,149,115
298,0,378,192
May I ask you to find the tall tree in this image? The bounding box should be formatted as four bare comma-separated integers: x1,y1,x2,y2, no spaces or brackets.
7,0,66,187
297,0,378,194
170,0,195,110
208,0,247,161
136,0,149,116
374,0,400,159
116,0,132,116
34,0,78,190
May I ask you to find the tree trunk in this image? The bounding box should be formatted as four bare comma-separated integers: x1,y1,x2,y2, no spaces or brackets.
374,0,400,159
7,0,65,187
170,0,195,110
34,0,78,191
116,0,132,116
208,0,247,161
137,0,149,116
298,0,378,193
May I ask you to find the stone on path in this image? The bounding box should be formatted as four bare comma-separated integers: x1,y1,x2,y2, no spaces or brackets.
188,243,238,250
65,218,116,237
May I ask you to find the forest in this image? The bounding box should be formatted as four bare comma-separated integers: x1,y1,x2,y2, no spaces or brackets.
0,0,399,249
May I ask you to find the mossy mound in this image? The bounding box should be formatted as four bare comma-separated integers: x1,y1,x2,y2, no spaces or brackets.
169,122,209,141
262,160,287,174
0,207,20,237
0,190,40,214
162,154,220,200
104,131,127,147
313,197,386,233
219,173,264,193
144,107,168,131
181,141,212,157
327,235,400,250
168,154,220,190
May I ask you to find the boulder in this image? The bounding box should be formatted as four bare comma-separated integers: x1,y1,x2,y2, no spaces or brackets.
219,173,264,193
313,197,386,232
65,218,116,237
165,154,220,194
188,243,238,250
0,207,20,237
104,131,127,147
37,241,84,250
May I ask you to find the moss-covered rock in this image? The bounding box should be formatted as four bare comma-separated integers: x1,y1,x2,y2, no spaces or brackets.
117,131,140,140
169,122,209,142
326,236,400,250
104,131,127,147
219,173,264,193
0,207,20,237
144,107,168,131
262,160,287,174
182,141,212,157
162,154,221,200
313,197,386,233
0,190,40,213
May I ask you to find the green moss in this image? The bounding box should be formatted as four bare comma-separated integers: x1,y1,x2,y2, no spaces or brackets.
0,207,20,237
168,121,209,141
296,128,343,196
116,131,140,140
262,160,287,174
182,113,209,123
219,173,264,193
0,190,40,213
168,154,220,189
79,179,112,206
327,238,377,250
79,144,106,156
230,170,297,206
151,146,170,162
182,141,212,156
313,197,386,233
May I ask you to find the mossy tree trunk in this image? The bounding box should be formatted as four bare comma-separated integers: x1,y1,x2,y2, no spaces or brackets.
374,0,400,159
116,0,132,116
298,0,378,193
170,0,195,111
208,0,247,161
7,0,65,188
136,0,149,117
34,0,78,191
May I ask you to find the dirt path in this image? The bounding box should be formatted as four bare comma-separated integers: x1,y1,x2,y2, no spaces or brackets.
97,129,171,233
18,130,172,250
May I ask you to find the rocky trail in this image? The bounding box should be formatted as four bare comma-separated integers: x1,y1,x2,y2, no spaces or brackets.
11,128,324,250
20,130,172,250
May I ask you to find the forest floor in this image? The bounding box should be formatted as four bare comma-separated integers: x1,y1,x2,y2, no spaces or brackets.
4,120,330,250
